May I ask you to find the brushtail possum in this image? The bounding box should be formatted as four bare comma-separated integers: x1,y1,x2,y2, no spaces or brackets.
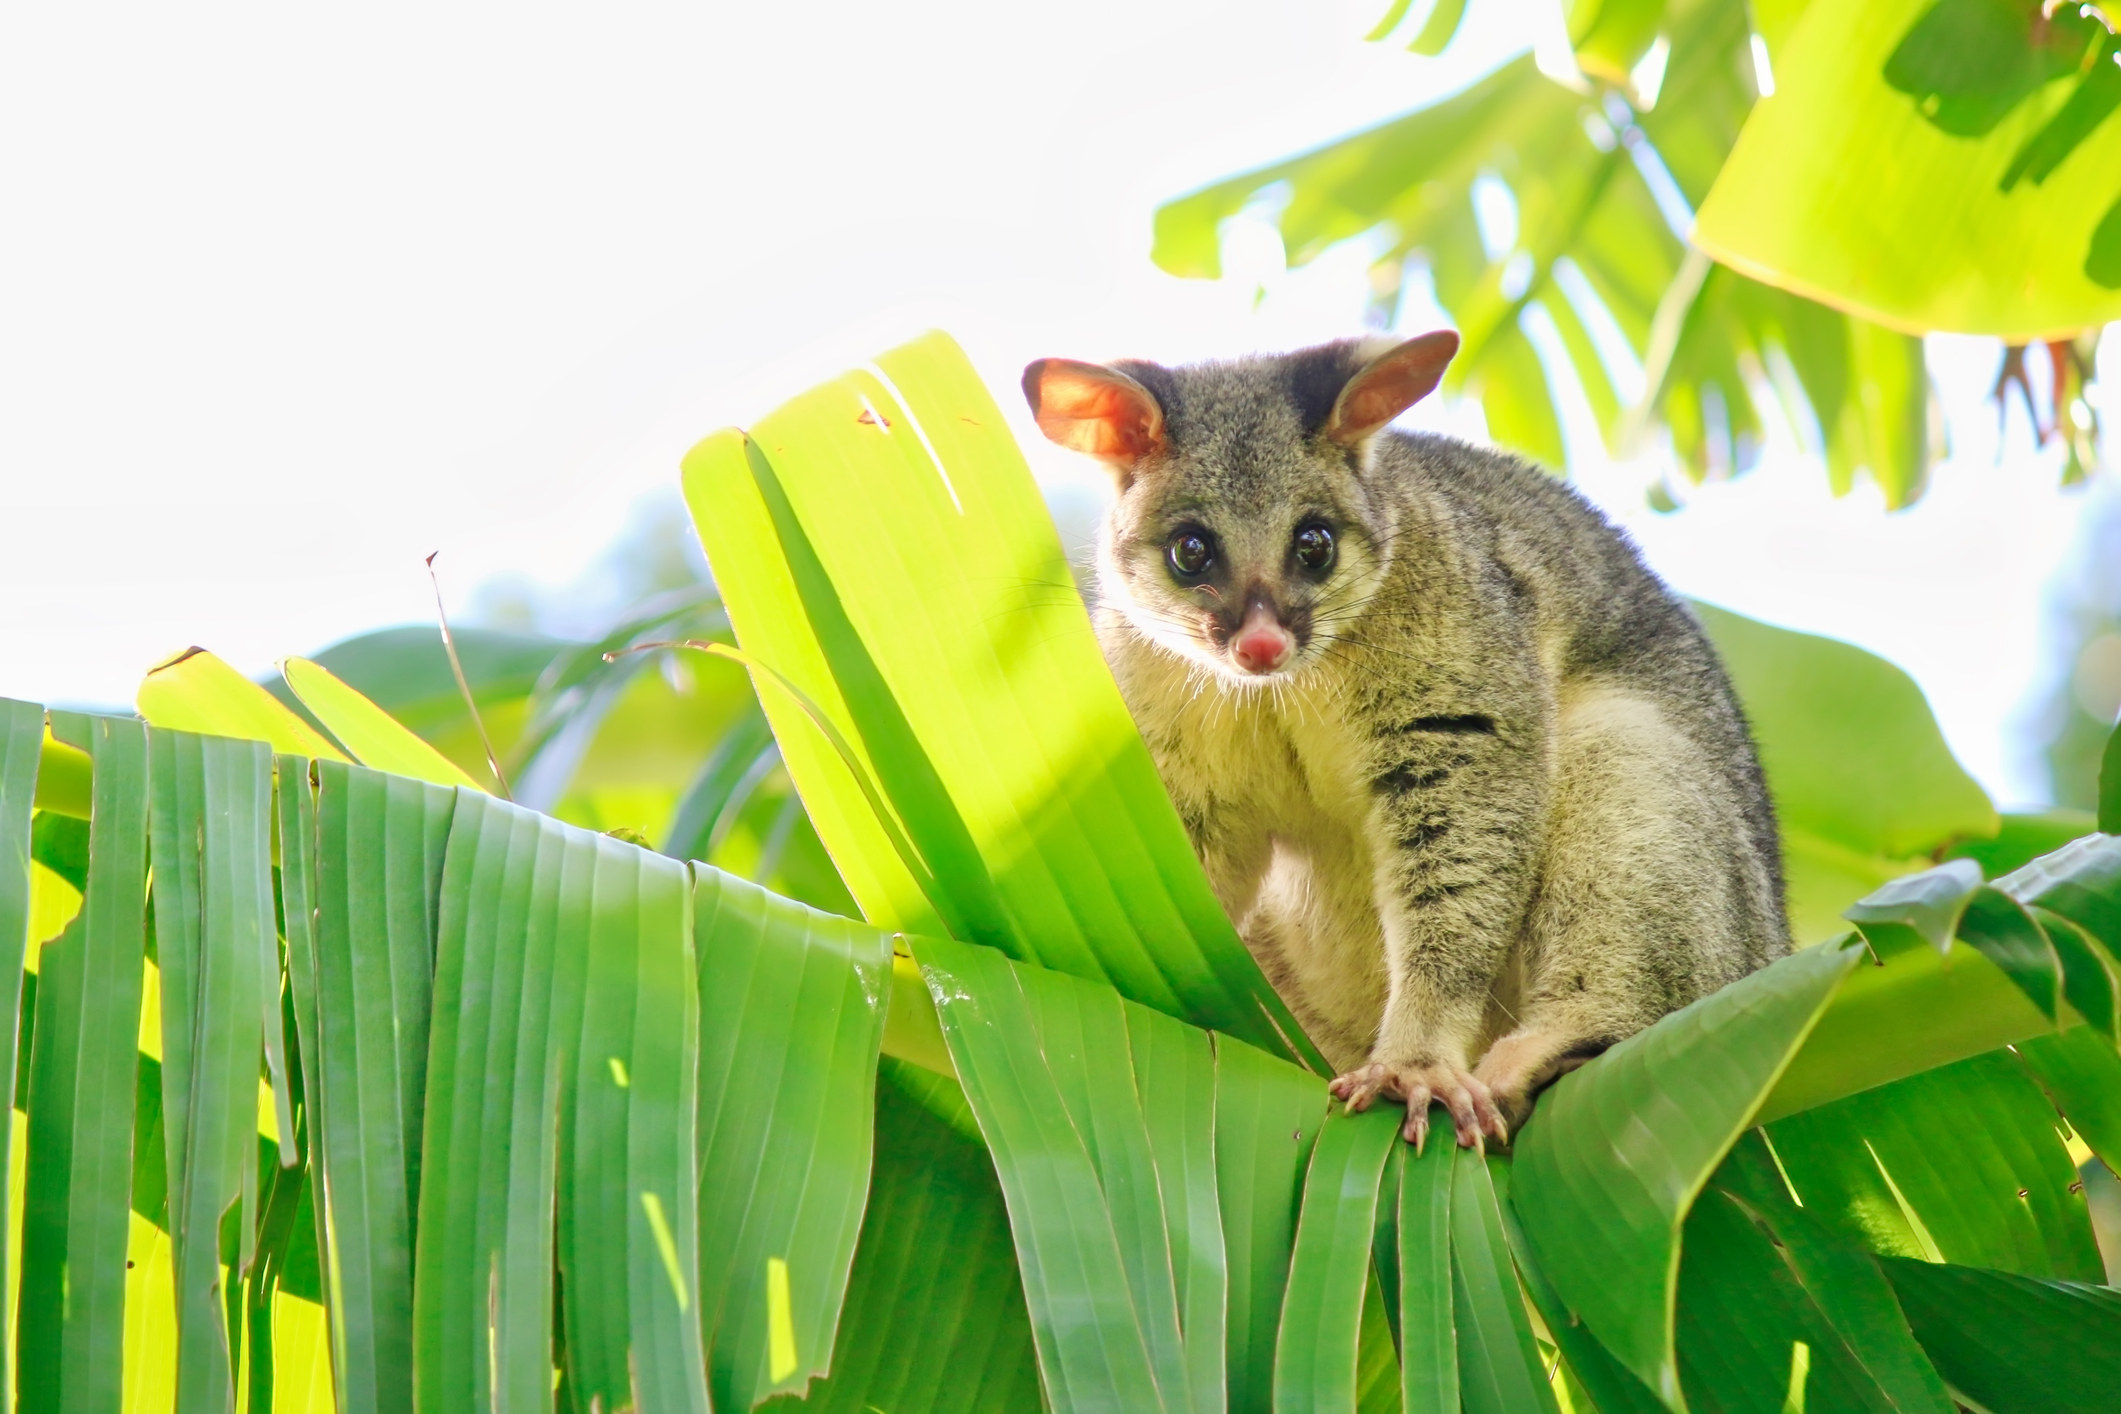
1022,332,1789,1149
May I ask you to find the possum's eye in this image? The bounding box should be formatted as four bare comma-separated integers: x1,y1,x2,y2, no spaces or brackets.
1294,524,1336,573
1167,531,1213,579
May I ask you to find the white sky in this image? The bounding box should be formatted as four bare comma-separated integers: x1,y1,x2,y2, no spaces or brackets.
1,2,2110,808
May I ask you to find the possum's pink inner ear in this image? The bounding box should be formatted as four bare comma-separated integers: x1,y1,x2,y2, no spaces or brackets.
1326,330,1461,445
1021,359,1166,467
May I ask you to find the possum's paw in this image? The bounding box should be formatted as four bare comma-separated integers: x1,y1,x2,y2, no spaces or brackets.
1328,1059,1508,1151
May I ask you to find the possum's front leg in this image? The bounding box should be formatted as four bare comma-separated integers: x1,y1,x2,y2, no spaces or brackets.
1327,710,1544,1148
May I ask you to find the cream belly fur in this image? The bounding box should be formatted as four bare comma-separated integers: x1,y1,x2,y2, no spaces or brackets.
1107,631,1389,1069
1113,615,1735,1080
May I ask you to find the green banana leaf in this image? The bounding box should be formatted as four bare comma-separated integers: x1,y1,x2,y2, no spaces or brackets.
0,699,41,1400
413,788,582,1413
1695,0,2121,336
303,761,455,1413
1449,1155,1557,1414
682,331,1320,1069
147,730,280,1409
773,1059,1042,1413
1693,603,1998,943
692,869,893,1408
1151,3,1941,499
1273,1106,1400,1410
20,713,150,1412
1212,1034,1329,1414
1511,939,1861,1401
1880,1256,2121,1412
1765,1051,2102,1280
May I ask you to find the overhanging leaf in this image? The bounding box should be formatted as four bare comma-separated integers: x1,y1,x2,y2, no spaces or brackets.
1694,0,2121,335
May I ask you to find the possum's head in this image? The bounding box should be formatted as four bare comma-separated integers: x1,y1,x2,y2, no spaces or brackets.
1022,332,1457,684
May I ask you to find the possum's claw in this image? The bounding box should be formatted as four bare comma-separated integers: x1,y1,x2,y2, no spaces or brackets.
1329,1059,1507,1151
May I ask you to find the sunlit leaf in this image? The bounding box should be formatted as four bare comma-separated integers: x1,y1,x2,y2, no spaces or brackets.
683,332,1319,1067
0,698,41,1397
1695,0,2121,334
281,657,484,792
137,647,346,761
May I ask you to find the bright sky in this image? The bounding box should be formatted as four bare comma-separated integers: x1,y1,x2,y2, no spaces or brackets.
1,2,2110,808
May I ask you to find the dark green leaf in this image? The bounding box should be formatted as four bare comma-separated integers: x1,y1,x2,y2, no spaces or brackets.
30,808,89,893
1450,1153,1557,1414
1766,1050,2103,1281
21,712,150,1412
1946,810,2098,881
693,867,893,1409
1677,1187,1927,1414
306,762,454,1414
1272,1106,1398,1412
0,698,42,1399
2015,1026,2121,1165
1397,1138,1456,1414
2000,832,2121,975
1713,1137,1954,1413
150,730,277,1411
1880,1256,2121,1412
770,1060,1041,1413
557,831,710,1414
1512,940,1860,1402
1213,1034,1328,1414
1499,1189,1665,1414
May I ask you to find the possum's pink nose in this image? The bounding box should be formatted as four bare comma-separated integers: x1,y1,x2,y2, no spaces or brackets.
1232,619,1293,674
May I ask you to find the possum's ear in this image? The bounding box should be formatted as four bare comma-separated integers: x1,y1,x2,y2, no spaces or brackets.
1325,330,1460,445
1021,359,1166,476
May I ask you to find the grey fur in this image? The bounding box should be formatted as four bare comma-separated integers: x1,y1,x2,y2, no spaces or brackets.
1042,337,1789,1145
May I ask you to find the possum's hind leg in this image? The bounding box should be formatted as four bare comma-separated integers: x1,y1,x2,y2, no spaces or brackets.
1474,682,1760,1127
